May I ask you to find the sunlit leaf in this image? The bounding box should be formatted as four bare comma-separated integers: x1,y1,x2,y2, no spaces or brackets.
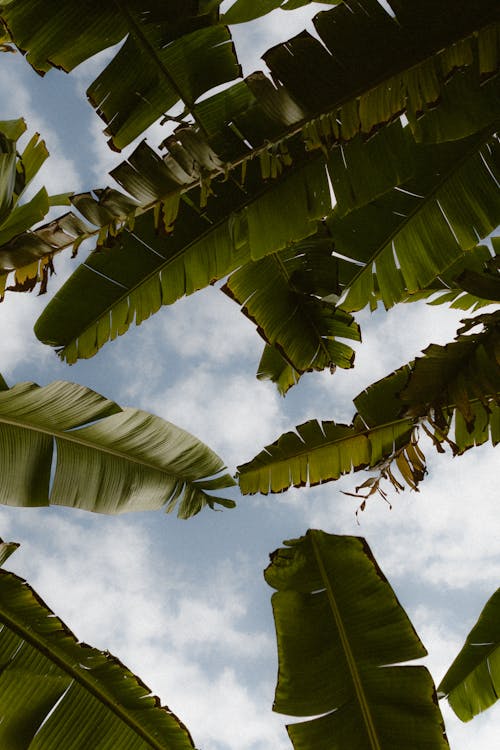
0,377,235,518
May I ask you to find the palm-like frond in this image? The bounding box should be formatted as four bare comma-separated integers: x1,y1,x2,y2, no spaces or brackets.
438,588,500,722
0,376,235,518
34,140,331,363
237,312,500,495
0,546,195,749
0,118,71,298
0,2,240,150
266,529,449,750
223,241,360,376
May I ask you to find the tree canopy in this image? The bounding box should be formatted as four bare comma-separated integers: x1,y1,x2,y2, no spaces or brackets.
0,1,499,748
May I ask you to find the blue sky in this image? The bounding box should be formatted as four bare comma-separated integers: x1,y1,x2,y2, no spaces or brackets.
0,3,499,749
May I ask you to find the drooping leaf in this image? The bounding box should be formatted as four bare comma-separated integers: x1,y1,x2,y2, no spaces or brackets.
266,529,449,750
237,314,500,495
0,1,240,150
0,377,235,518
438,588,500,722
0,546,195,750
223,241,360,378
34,139,331,363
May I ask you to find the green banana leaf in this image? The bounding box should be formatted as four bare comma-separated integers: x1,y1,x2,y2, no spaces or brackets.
265,529,449,750
0,375,235,518
403,237,500,312
237,312,500,495
0,1,240,150
34,139,331,363
438,588,500,722
257,343,301,396
331,131,500,312
0,543,195,750
0,119,71,299
222,241,360,376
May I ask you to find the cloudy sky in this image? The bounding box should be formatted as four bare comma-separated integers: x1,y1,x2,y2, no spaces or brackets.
0,3,498,749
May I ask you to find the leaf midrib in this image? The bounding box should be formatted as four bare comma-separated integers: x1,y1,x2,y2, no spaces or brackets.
0,411,193,481
310,531,381,750
238,390,500,482
0,571,184,750
340,128,497,301
57,151,324,355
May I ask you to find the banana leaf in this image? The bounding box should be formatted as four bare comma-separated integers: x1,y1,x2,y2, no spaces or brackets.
0,376,235,518
266,529,449,750
0,543,195,749
237,313,500,494
0,1,240,150
34,139,331,363
438,588,500,722
0,119,71,298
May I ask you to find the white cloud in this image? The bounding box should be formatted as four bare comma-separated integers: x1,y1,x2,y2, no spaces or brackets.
146,366,287,471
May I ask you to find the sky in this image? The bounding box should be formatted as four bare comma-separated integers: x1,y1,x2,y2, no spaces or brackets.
0,3,499,749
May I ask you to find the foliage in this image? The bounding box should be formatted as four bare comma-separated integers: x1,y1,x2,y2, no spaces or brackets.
0,540,195,749
0,375,235,518
0,0,499,747
438,588,500,722
266,530,449,749
0,118,70,298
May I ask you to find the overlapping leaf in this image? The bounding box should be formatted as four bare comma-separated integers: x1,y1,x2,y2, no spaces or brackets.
266,529,449,750
409,237,500,312
172,0,500,177
0,545,195,749
438,588,500,722
332,132,500,312
0,118,71,299
223,240,360,379
237,313,500,495
0,376,235,518
34,139,331,363
0,1,241,150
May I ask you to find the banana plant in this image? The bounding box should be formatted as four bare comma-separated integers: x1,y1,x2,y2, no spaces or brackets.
438,588,500,722
0,118,71,298
237,310,500,496
0,540,195,749
266,529,500,749
0,374,235,518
